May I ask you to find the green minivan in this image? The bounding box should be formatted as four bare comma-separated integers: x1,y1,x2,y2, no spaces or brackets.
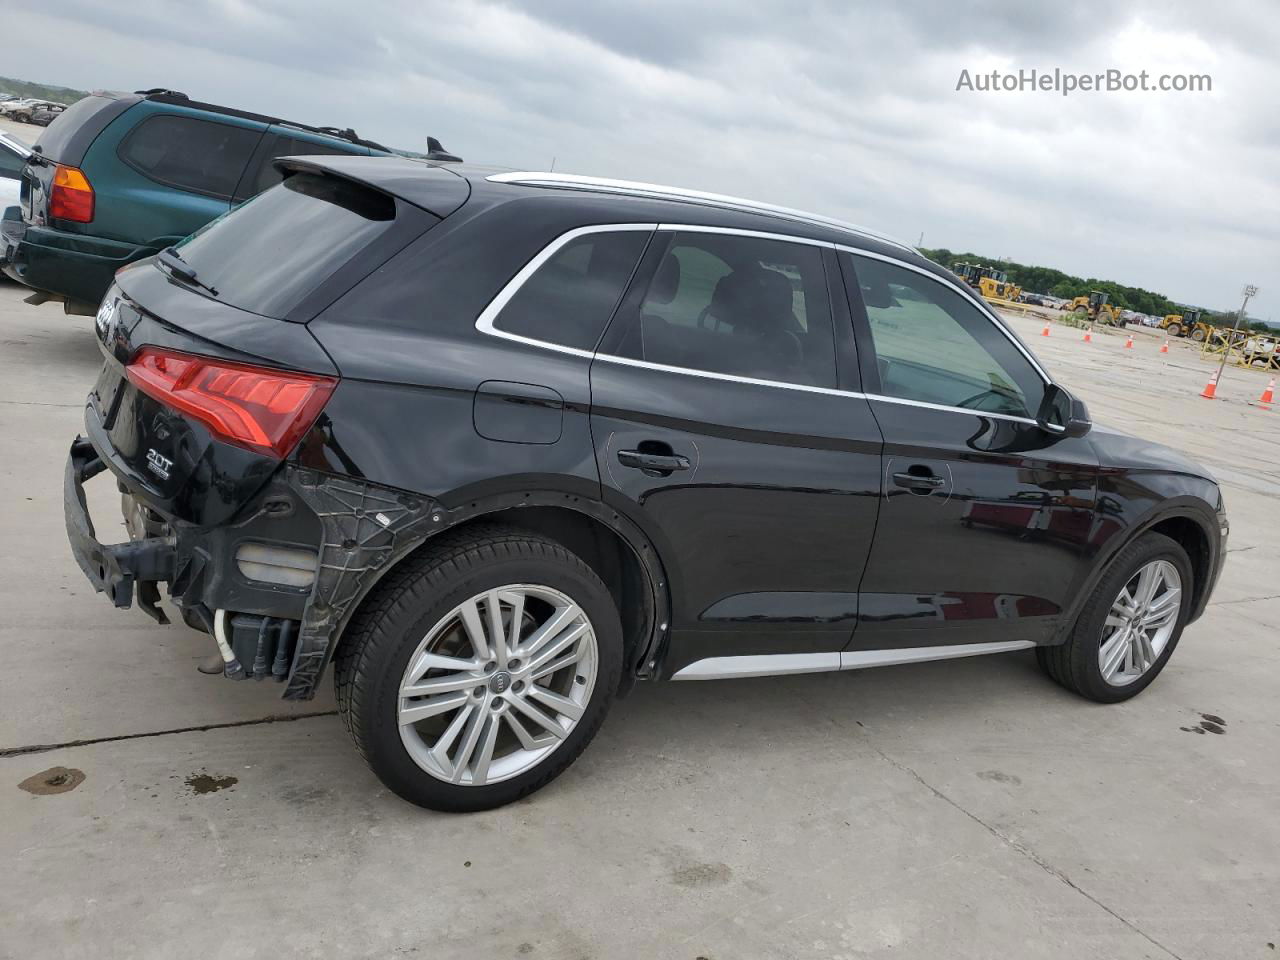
3,89,392,312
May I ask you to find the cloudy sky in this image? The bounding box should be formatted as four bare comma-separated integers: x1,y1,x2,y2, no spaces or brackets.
9,0,1276,316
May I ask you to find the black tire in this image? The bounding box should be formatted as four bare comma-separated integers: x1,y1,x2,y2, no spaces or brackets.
1036,532,1192,703
1167,323,1182,338
334,524,623,812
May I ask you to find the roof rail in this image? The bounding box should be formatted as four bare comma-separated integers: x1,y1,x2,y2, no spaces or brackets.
137,91,390,152
275,121,390,152
486,171,914,252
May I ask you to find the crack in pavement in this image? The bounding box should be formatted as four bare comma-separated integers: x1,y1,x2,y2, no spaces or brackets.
0,399,84,408
868,743,1186,960
1209,593,1280,606
0,710,338,758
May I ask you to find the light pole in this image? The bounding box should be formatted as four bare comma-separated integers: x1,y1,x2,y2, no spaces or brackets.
1214,284,1260,387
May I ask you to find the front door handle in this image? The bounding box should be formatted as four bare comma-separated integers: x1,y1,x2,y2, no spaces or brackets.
892,471,945,491
617,449,691,473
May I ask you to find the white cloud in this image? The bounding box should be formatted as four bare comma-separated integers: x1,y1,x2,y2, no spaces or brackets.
7,0,1277,315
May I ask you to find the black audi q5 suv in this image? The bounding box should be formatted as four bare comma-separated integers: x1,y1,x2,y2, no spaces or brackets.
66,158,1227,810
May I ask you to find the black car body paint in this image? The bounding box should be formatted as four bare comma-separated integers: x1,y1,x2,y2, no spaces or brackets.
64,157,1226,700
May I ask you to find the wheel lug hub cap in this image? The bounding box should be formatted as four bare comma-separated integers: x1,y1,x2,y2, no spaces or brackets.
488,671,512,695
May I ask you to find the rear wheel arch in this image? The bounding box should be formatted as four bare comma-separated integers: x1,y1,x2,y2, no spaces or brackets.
330,494,671,692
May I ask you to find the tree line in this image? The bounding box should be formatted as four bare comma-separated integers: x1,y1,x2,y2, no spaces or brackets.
920,247,1270,331
0,76,90,106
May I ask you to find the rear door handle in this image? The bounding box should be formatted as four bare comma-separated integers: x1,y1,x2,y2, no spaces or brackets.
892,471,945,491
617,449,691,473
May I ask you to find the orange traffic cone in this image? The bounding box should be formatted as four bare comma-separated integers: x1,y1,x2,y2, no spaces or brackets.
1255,378,1276,409
1160,340,1170,354
1082,327,1092,343
1124,334,1134,349
1200,371,1219,399
1041,320,1051,337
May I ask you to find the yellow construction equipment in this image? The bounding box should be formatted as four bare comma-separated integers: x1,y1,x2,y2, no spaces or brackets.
952,262,1022,303
1161,308,1212,341
1064,291,1123,326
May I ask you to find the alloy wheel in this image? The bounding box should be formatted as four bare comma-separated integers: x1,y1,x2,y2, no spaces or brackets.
1098,559,1181,686
397,584,598,786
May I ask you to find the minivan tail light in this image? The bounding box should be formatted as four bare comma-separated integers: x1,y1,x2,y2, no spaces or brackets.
125,347,337,459
49,164,95,223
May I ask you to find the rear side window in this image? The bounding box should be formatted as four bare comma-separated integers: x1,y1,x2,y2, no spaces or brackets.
171,172,395,318
491,230,650,351
31,95,120,164
119,115,260,200
607,231,837,388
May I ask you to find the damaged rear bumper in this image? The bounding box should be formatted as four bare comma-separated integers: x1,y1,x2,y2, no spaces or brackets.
63,435,440,700
65,436,176,622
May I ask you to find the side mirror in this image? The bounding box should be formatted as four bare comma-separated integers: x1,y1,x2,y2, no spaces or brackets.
1036,383,1092,439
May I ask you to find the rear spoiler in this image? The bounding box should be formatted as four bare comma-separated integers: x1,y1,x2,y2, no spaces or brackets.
273,155,471,220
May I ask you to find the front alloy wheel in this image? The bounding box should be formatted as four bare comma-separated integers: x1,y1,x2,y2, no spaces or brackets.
1037,532,1192,703
1098,560,1181,686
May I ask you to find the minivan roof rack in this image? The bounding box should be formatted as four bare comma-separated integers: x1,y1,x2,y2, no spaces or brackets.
486,171,915,252
138,90,390,152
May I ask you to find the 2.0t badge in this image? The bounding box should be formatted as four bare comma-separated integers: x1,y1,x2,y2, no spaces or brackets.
94,296,117,342
145,448,173,480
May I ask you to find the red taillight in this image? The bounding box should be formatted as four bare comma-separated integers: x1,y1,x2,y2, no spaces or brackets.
125,347,337,459
49,164,95,223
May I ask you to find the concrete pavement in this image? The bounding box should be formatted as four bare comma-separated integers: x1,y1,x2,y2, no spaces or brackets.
1,279,1276,959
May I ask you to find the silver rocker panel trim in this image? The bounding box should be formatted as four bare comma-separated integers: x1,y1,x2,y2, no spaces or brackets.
670,640,1036,680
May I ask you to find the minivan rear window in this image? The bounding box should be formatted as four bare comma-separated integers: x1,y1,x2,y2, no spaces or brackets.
31,95,123,165
171,172,395,319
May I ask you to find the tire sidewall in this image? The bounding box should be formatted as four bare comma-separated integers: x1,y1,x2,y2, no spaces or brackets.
1070,533,1193,702
358,547,623,811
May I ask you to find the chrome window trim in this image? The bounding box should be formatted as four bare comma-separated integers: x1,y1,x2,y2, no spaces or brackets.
655,222,832,248
593,353,855,399
472,222,1050,428
671,640,1036,680
486,170,915,253
868,393,1040,427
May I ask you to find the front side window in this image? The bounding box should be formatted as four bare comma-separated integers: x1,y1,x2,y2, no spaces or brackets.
119,115,261,200
847,254,1045,418
609,231,837,388
491,230,650,351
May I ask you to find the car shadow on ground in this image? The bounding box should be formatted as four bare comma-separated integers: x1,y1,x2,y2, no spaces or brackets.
1,305,101,372
305,647,1069,815
605,649,1062,753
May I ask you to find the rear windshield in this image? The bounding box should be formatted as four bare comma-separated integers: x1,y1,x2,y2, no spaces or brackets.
171,172,395,318
32,95,119,164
